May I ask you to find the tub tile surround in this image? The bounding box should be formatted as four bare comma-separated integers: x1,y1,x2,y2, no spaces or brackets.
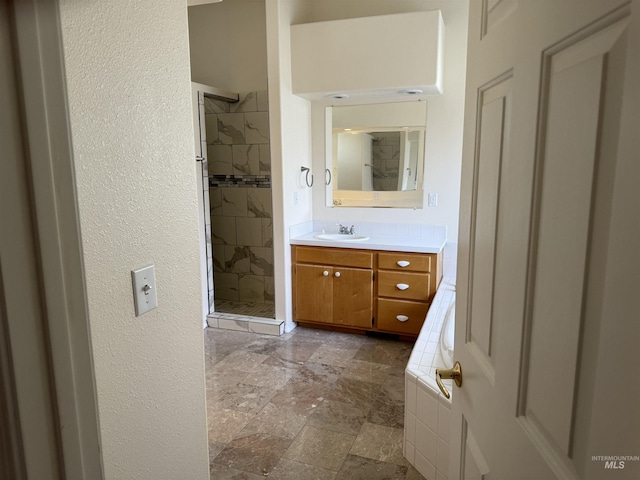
405,276,456,480
206,91,275,318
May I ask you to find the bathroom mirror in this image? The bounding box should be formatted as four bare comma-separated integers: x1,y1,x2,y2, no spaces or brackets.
326,101,427,208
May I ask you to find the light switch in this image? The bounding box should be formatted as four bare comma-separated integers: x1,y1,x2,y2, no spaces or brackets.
131,265,157,316
428,193,438,207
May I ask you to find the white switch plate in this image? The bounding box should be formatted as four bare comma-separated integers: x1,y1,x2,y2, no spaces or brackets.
428,193,438,207
131,265,157,316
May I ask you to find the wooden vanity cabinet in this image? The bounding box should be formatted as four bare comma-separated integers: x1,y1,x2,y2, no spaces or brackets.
376,251,441,336
293,247,374,329
292,245,443,337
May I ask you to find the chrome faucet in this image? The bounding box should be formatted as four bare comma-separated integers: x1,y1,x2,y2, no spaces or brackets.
336,223,356,235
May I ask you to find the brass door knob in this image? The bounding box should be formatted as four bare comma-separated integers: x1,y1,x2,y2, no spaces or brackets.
435,361,462,399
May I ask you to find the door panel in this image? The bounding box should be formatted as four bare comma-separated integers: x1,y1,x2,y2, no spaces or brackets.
481,0,518,38
467,74,512,384
453,2,640,479
521,16,630,460
461,418,490,480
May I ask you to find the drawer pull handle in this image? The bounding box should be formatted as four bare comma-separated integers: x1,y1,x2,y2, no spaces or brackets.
334,272,341,278
323,271,329,276
397,261,410,267
396,315,409,322
396,283,409,290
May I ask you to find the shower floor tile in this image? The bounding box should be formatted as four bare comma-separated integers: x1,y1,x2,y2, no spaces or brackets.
205,326,426,480
214,299,275,318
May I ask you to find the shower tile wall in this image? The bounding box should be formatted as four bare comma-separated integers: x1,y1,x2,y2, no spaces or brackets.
195,91,215,314
205,91,274,314
372,132,400,191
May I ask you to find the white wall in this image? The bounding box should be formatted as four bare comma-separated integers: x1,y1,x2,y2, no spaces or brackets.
266,0,314,330
309,0,469,242
188,0,268,92
58,1,210,478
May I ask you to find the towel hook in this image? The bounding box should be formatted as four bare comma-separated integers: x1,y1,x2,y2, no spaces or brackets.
301,166,314,187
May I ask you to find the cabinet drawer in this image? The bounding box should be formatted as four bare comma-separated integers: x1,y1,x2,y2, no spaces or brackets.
378,252,431,273
377,299,428,335
377,271,431,301
295,246,373,269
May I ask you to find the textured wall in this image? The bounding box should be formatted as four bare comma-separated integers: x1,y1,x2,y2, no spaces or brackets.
58,1,209,478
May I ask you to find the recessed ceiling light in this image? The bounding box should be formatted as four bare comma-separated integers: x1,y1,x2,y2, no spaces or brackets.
327,93,349,99
400,88,424,95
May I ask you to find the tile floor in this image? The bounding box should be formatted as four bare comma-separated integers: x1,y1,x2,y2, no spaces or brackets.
205,326,426,479
214,299,275,318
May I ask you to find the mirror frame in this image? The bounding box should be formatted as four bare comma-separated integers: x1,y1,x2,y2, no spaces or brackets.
325,101,427,208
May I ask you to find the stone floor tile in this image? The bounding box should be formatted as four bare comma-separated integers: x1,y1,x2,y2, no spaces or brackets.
367,374,406,428
268,458,337,480
206,368,249,390
241,363,293,389
282,425,356,471
353,341,414,367
308,344,359,367
405,464,427,480
208,441,227,461
307,400,367,436
212,433,291,475
335,454,408,480
291,362,344,385
207,408,254,443
209,464,265,480
341,359,392,385
212,350,271,372
269,379,329,413
208,383,277,414
239,402,308,440
326,377,381,410
350,422,408,466
205,326,417,479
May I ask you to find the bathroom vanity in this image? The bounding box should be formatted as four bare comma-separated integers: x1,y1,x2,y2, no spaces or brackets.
290,236,443,337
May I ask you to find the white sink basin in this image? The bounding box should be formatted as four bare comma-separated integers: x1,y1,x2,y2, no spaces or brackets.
314,233,370,242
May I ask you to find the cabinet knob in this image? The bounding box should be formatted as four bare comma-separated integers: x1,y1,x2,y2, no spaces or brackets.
323,271,329,276
334,272,341,278
397,261,410,267
396,315,409,322
396,283,409,290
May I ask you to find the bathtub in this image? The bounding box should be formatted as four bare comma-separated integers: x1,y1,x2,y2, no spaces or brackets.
440,302,455,370
404,277,456,480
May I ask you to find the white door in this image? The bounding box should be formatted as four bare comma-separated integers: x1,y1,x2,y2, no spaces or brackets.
452,1,640,479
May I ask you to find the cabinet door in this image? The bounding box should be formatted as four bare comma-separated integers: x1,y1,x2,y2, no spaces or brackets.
295,264,333,323
332,267,373,328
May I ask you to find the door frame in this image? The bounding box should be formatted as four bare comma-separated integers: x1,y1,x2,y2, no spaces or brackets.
1,1,102,478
